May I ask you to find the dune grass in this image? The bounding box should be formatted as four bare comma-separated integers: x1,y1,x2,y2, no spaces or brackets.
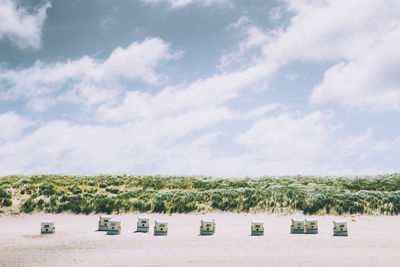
1,174,400,215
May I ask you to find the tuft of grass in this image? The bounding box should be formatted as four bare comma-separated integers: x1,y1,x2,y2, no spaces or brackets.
0,174,400,215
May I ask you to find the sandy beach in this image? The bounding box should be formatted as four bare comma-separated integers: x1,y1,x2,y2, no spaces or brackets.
1,213,399,267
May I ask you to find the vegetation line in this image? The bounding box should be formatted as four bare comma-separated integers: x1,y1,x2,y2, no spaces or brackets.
1,174,400,215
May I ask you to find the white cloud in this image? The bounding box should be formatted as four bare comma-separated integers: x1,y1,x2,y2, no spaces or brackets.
215,112,397,176
218,1,400,111
237,104,282,120
26,96,57,112
227,16,250,31
0,116,228,174
268,6,284,23
0,112,31,140
0,27,281,175
236,111,337,161
0,57,280,175
219,17,275,70
1,1,399,176
98,62,276,123
1,108,398,176
0,0,50,49
141,0,228,9
155,110,400,177
310,30,400,111
257,0,400,111
0,37,180,111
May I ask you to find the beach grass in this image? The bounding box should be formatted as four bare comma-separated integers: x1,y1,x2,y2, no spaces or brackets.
1,174,400,215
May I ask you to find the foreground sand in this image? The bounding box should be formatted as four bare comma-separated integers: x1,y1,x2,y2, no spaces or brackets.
1,213,399,267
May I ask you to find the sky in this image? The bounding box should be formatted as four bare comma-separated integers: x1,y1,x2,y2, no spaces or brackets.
0,0,399,177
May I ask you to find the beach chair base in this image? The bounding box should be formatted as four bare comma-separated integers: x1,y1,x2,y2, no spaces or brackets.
305,229,318,234
291,229,304,234
98,226,108,231
251,231,264,236
200,230,214,236
137,227,149,233
333,231,348,236
107,230,120,235
154,231,167,236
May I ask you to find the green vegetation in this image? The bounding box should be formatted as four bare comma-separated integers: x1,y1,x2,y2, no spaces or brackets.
1,174,400,215
0,187,13,208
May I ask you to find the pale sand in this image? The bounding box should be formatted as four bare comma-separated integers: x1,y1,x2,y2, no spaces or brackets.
1,213,399,267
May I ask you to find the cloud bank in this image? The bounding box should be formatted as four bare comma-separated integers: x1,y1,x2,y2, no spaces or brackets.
0,0,51,49
141,0,228,9
0,37,180,111
0,0,399,176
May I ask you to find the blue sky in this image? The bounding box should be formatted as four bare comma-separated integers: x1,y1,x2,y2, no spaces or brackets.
0,0,399,176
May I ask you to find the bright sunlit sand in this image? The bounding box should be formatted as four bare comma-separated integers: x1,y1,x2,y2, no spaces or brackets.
1,213,399,267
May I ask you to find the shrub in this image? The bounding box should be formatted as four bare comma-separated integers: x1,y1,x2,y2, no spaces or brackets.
21,199,36,213
2,173,400,215
50,196,58,206
68,186,82,194
2,198,12,207
0,188,11,199
37,199,45,209
39,183,56,196
105,187,120,194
